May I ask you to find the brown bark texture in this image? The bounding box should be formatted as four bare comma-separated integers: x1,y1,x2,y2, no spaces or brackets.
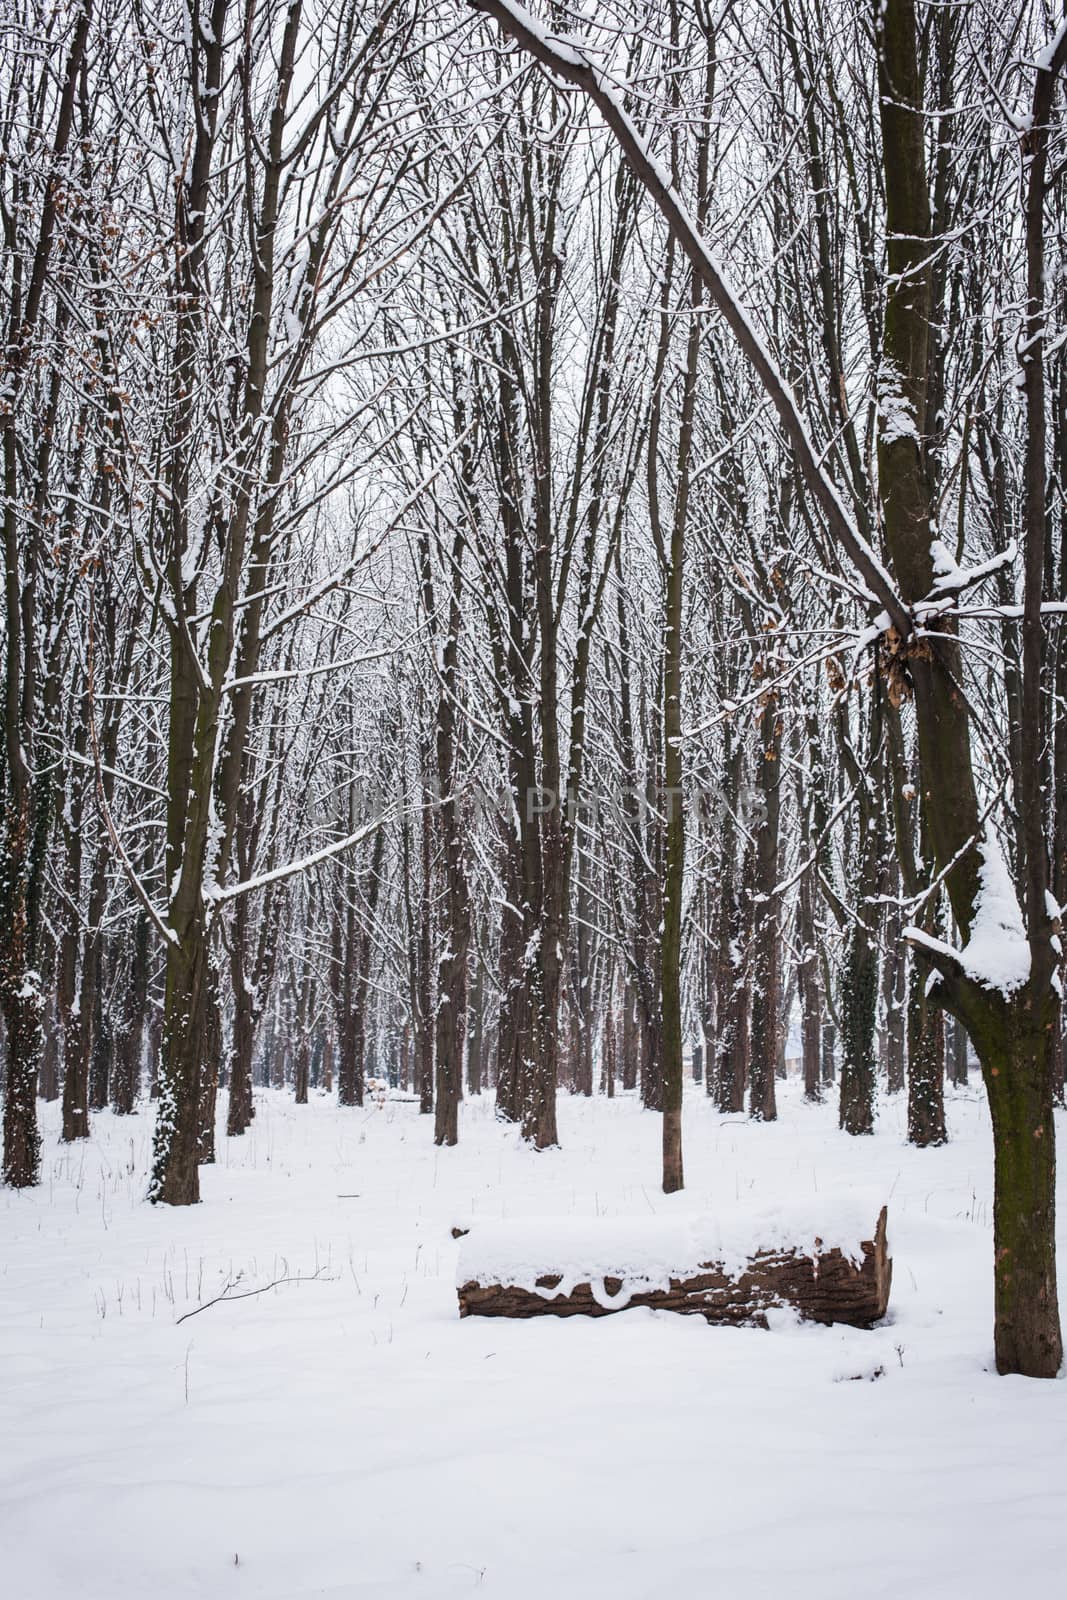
458,1208,890,1329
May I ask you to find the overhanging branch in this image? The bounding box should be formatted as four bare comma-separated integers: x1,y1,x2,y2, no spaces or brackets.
467,0,910,637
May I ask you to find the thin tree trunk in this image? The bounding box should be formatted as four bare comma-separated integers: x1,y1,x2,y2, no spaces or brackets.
749,694,781,1123
907,964,947,1146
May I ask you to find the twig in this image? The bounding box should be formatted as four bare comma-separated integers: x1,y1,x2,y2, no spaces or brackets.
175,1267,335,1325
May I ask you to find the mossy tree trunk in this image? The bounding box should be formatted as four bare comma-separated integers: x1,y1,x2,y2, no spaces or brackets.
875,0,1062,1373
960,987,1060,1376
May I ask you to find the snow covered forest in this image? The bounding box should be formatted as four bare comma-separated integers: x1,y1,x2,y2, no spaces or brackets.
4,0,1067,1590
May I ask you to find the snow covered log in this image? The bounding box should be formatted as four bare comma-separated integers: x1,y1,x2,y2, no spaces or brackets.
456,1207,890,1329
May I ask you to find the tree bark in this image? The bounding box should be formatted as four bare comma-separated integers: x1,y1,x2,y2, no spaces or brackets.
749,693,781,1122
459,1209,890,1330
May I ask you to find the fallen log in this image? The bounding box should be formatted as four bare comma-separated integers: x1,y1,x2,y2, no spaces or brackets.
457,1207,890,1329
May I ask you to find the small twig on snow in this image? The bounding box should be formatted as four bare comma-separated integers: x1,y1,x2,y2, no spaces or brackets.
175,1266,336,1325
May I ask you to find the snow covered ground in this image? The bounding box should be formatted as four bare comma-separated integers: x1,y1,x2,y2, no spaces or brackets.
3,1080,1066,1600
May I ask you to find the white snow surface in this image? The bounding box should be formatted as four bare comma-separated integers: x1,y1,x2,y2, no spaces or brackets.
3,1082,1067,1600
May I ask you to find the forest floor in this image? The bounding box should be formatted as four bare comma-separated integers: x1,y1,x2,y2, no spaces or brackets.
3,1078,1066,1599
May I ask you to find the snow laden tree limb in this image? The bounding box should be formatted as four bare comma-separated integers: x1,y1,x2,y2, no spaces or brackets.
910,543,1019,627
203,808,396,907
466,0,910,638
222,635,418,695
259,422,478,648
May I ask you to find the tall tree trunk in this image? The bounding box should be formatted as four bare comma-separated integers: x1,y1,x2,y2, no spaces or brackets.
197,960,222,1163
59,743,89,1143
1,0,91,1190
949,1017,969,1087
713,736,748,1114
907,963,947,1146
112,912,149,1115
294,971,312,1106
839,923,877,1136
467,956,484,1096
797,871,822,1102
1,805,45,1186
39,1009,60,1104
884,931,907,1095
838,688,882,1137
226,948,257,1137
876,0,1061,1371
89,971,109,1113
152,931,210,1205
749,693,781,1122
620,983,639,1092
